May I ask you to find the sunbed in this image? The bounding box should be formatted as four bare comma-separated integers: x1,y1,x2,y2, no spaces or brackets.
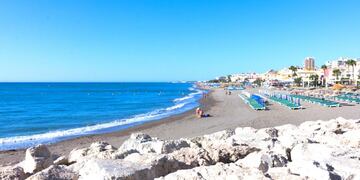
335,95,360,104
268,96,302,110
290,95,340,107
238,94,266,110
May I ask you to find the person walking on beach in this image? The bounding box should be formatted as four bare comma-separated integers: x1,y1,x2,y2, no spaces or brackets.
202,92,207,99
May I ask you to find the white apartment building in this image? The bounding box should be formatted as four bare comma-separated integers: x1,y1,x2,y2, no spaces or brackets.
230,73,260,82
325,57,360,85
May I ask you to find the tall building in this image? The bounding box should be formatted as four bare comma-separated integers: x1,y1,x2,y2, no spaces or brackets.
304,57,315,71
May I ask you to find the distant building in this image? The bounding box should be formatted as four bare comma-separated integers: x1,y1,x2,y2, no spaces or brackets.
214,57,360,87
304,57,315,71
324,57,360,85
261,69,278,80
229,73,259,83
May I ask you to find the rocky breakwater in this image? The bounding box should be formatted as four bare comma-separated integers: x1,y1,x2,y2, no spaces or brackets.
1,117,359,180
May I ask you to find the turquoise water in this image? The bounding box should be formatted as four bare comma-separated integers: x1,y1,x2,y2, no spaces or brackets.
0,82,204,150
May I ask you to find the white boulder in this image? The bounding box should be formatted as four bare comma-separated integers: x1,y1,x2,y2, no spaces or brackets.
53,156,69,166
156,162,267,180
118,133,191,155
68,141,117,163
0,166,27,180
27,165,78,180
73,153,188,180
21,144,53,174
9,118,360,180
288,143,360,180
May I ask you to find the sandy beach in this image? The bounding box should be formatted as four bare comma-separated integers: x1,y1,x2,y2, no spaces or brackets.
1,88,360,166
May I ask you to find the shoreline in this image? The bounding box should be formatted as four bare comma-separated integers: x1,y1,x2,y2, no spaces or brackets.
0,89,214,166
2,87,360,167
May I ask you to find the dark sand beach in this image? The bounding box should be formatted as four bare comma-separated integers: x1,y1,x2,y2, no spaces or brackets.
1,88,360,166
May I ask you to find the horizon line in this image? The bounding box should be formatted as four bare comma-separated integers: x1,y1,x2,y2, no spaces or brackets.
0,81,197,83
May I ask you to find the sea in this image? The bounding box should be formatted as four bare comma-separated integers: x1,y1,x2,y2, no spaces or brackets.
0,82,205,150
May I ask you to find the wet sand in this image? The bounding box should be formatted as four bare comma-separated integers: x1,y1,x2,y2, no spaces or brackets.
1,88,360,166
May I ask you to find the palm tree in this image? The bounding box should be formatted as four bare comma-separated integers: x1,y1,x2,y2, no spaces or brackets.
294,77,302,87
253,78,263,87
288,66,298,77
333,69,341,84
227,75,232,83
309,74,319,87
345,59,357,85
321,65,327,87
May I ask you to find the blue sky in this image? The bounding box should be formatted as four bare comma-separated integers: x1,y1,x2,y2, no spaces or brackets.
0,0,359,82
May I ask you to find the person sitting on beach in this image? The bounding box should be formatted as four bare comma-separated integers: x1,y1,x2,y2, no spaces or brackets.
196,108,203,118
196,108,210,118
198,109,204,118
195,108,201,117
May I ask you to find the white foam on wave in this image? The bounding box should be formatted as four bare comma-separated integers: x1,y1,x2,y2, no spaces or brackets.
173,95,193,102
174,86,204,103
166,103,186,111
0,85,207,150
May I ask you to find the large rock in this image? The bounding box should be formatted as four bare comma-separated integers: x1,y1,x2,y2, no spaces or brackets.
68,141,117,163
236,151,288,174
0,166,27,180
71,142,258,180
72,153,192,180
168,147,213,167
288,143,360,180
340,129,360,148
205,143,258,164
156,162,267,180
266,167,304,180
74,158,157,180
203,129,235,141
191,133,259,164
22,144,53,174
53,156,69,166
157,163,304,180
10,118,360,180
161,139,191,154
118,133,191,155
118,133,163,154
232,127,286,153
27,165,79,180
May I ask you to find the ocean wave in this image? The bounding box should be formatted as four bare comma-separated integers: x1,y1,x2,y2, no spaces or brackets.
173,95,193,102
166,103,186,111
0,85,206,151
174,88,204,103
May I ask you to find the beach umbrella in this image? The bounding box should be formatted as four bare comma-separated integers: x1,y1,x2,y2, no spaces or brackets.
332,84,344,90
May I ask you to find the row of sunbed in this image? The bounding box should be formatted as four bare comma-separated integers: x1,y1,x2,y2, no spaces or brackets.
334,95,360,104
290,95,340,107
238,94,266,110
268,96,302,110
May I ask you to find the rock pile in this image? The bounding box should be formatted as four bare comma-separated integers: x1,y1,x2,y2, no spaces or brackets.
1,117,359,180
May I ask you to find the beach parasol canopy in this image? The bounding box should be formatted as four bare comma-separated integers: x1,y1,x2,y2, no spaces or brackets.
332,84,344,90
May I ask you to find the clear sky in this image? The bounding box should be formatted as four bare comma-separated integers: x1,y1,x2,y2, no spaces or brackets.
0,0,359,82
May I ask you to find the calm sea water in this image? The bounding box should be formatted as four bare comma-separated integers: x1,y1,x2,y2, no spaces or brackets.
0,82,204,150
